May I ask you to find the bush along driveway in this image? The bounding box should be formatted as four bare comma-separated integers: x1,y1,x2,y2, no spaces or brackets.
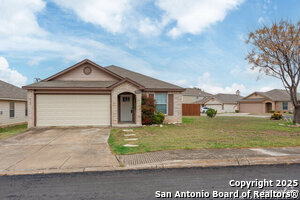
109,116,300,155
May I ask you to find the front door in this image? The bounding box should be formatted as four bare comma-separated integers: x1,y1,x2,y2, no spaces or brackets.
120,94,133,122
265,103,272,113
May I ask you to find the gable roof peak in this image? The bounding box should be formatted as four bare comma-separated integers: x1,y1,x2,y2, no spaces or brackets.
43,59,123,82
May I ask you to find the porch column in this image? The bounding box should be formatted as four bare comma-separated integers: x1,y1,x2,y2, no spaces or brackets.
272,102,275,111
135,93,142,125
111,92,118,126
27,89,35,128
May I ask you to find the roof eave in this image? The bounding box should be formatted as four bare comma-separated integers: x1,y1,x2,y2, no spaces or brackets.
144,88,185,92
0,97,27,101
22,87,112,90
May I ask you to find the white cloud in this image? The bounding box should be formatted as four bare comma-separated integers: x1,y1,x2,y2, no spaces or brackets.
51,0,133,33
138,18,161,36
156,0,244,38
0,33,161,79
0,0,46,37
230,65,266,79
0,56,27,87
51,0,244,38
258,17,264,24
27,57,44,66
172,79,188,87
197,72,246,94
259,86,275,92
237,32,247,42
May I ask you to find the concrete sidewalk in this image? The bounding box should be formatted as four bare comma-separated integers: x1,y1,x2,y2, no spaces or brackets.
2,146,300,176
117,147,300,167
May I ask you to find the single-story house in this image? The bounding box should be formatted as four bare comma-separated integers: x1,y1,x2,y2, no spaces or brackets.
194,93,243,113
0,80,27,127
182,88,211,103
238,89,300,113
23,59,184,128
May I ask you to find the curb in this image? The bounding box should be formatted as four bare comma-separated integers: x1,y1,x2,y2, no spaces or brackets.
1,155,300,176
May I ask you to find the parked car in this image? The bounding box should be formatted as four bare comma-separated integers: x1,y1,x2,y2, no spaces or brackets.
201,107,210,113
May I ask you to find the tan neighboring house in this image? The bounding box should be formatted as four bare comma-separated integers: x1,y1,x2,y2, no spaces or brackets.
23,59,184,128
182,88,211,103
239,89,300,114
0,80,27,127
195,93,243,113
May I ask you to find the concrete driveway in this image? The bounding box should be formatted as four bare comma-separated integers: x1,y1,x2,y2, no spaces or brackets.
0,128,119,173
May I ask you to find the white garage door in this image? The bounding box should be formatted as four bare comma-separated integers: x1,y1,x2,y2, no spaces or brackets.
36,95,110,126
206,104,223,113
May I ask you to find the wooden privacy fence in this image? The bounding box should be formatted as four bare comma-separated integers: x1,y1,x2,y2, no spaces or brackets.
182,104,201,116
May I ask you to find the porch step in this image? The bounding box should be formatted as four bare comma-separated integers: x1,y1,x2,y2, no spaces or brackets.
124,138,138,141
124,134,136,136
123,144,139,147
123,129,133,132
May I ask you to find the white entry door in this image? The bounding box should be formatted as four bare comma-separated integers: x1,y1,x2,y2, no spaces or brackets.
120,94,133,122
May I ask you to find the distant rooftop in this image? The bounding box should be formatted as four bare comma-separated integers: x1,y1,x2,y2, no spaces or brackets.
241,89,300,102
194,93,243,104
182,88,211,97
0,80,27,101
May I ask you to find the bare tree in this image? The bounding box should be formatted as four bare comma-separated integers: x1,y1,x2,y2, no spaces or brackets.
246,21,300,124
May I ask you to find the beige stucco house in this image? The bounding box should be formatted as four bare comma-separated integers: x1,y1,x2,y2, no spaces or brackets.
194,93,243,113
23,59,184,128
239,89,299,114
182,88,211,103
0,80,27,127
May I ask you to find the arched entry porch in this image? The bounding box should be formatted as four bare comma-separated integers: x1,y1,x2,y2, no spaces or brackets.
118,92,136,123
265,102,272,113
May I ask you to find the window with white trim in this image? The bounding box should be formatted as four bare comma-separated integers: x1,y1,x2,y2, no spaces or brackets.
155,93,167,114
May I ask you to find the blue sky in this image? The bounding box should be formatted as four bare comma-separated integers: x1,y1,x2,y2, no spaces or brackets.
0,0,299,95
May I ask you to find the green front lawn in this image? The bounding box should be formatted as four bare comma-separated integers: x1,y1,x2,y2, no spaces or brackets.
109,117,300,155
0,124,27,140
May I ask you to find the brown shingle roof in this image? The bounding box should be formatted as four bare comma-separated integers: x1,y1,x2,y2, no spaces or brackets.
0,80,27,101
24,81,117,88
105,65,184,90
238,98,267,102
182,88,211,97
214,93,244,103
260,89,300,101
23,61,184,91
241,89,300,102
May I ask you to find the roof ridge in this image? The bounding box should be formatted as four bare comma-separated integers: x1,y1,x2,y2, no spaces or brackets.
106,65,183,89
42,59,123,82
0,80,23,89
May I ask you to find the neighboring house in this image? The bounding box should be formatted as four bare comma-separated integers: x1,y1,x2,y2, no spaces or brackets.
0,80,27,126
23,59,184,128
182,88,211,103
194,93,243,113
239,89,300,114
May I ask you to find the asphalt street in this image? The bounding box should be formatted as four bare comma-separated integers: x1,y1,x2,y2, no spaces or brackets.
0,164,299,200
